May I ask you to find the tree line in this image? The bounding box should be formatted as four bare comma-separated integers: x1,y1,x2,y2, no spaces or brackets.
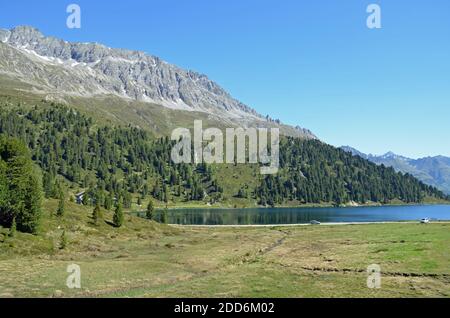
0,101,448,234
255,137,447,206
0,135,42,233
0,103,223,212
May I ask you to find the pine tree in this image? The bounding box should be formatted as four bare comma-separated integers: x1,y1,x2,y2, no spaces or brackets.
161,205,168,224
56,194,65,217
163,184,169,203
9,217,16,238
0,161,9,223
43,172,54,198
104,192,113,210
113,201,124,228
59,230,67,250
146,199,154,220
92,203,101,225
0,136,42,234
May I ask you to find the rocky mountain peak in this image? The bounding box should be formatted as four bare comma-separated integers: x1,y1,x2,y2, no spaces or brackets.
0,25,316,139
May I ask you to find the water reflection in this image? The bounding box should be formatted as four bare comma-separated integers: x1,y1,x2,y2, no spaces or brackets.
133,205,450,225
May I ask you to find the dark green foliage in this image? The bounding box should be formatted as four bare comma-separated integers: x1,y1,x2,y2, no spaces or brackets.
161,206,168,224
104,192,113,210
82,193,89,206
123,192,132,209
59,230,67,250
237,186,248,198
146,199,154,220
56,194,65,217
255,138,447,205
9,217,16,237
0,103,446,211
0,105,217,205
92,203,101,225
0,135,42,234
113,201,124,227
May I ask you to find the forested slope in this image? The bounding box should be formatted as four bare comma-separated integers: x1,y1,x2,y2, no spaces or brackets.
0,100,447,212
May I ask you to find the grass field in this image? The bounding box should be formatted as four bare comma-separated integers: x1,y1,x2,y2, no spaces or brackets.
0,200,449,298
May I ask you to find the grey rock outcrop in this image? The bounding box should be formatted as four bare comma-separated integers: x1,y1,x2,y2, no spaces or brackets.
0,25,316,138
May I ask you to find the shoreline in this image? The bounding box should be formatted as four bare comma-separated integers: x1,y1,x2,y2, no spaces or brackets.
170,220,450,228
144,201,450,212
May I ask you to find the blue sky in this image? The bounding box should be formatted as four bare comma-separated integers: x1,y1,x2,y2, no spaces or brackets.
1,0,449,158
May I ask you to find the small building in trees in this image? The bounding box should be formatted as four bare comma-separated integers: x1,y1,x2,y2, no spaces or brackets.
75,191,85,205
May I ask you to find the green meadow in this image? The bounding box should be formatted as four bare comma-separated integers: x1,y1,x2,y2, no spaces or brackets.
0,200,448,298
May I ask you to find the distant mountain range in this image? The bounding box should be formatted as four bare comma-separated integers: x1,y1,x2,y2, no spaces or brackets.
0,26,315,138
341,146,450,194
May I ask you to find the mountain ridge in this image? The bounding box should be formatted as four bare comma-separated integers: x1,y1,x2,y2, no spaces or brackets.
0,25,315,138
341,146,450,194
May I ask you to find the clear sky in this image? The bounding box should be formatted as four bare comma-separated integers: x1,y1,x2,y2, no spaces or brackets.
1,0,449,158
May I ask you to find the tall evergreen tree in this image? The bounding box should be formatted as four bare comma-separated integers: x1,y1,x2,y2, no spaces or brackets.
9,217,16,238
0,136,42,234
113,201,124,228
146,199,154,220
161,205,168,224
104,192,113,210
56,194,65,217
59,230,67,250
92,203,101,225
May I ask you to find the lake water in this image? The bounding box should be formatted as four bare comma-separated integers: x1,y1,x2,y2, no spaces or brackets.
135,204,450,225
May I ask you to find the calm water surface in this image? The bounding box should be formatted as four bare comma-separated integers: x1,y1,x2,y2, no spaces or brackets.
135,205,450,225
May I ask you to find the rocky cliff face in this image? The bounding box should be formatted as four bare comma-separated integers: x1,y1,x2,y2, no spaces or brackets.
0,26,315,138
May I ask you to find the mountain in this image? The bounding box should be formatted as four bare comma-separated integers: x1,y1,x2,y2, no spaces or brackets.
0,26,314,138
340,146,368,159
341,146,450,194
0,102,446,210
0,25,447,208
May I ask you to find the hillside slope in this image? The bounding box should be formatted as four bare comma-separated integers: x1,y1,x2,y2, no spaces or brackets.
0,96,447,209
342,146,450,195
